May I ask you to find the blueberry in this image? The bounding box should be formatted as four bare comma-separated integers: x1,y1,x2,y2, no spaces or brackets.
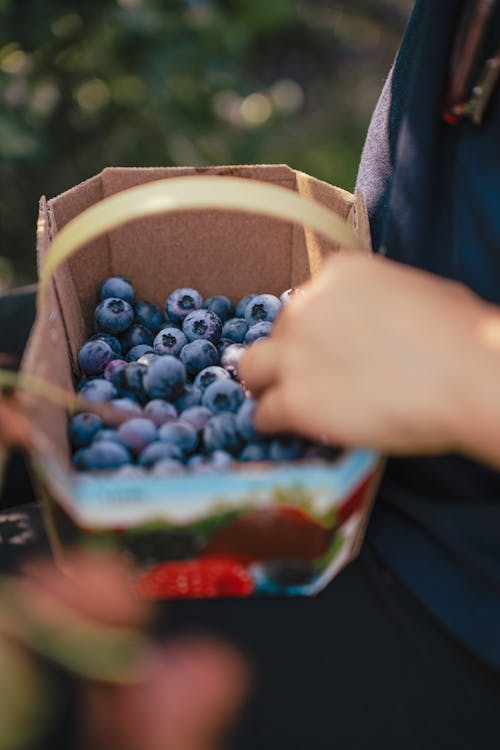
152,459,185,476
208,449,233,469
236,397,260,442
194,366,230,394
126,345,155,362
99,276,135,304
137,352,160,366
118,417,157,454
78,378,117,403
89,333,123,356
174,385,202,411
143,356,186,401
115,363,148,403
269,435,305,461
202,380,245,415
179,340,219,379
93,429,124,444
240,442,269,462
68,413,104,448
280,287,303,305
109,398,143,417
72,441,131,471
144,399,178,427
95,297,134,334
220,343,245,379
236,293,258,318
202,295,234,323
244,321,272,344
180,406,211,432
153,327,188,357
134,300,165,334
187,454,206,469
138,441,183,467
166,288,203,324
103,359,127,383
158,420,198,456
78,340,115,376
202,413,242,455
244,294,281,325
120,323,154,352
216,338,234,357
221,318,249,344
182,309,222,344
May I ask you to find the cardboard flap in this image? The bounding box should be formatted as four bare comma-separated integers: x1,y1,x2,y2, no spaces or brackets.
21,271,73,470
98,165,299,313
47,172,111,355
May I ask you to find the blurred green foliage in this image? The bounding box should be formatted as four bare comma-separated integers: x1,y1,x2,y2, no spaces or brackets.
0,0,412,285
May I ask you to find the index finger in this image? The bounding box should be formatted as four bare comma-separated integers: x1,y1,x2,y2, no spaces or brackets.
238,338,280,397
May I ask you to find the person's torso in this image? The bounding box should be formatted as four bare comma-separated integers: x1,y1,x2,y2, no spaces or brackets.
356,0,500,667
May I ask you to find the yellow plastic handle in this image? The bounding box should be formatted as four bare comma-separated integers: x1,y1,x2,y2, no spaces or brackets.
38,175,362,307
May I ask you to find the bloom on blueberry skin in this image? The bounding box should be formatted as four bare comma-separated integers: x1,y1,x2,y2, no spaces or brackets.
138,441,183,467
89,333,123,356
144,399,178,427
166,288,203,324
203,413,242,455
236,293,258,318
78,340,115,376
244,321,272,344
202,380,245,415
221,318,249,344
220,343,246,379
182,310,222,344
179,406,211,432
236,397,260,442
158,420,199,456
99,276,135,305
179,340,219,379
95,297,134,335
203,295,234,323
72,441,131,471
78,378,117,403
68,412,104,448
194,366,230,394
118,417,157,454
143,356,186,401
244,294,281,325
154,327,188,357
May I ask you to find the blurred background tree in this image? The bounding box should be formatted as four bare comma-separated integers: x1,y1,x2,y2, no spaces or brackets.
0,0,412,287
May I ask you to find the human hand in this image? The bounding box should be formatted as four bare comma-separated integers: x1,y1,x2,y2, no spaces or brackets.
0,551,250,750
240,252,496,458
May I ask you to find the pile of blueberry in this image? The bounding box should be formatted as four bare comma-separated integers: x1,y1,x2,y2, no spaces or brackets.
69,277,334,474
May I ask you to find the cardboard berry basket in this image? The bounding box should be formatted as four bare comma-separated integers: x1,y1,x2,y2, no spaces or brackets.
21,165,384,599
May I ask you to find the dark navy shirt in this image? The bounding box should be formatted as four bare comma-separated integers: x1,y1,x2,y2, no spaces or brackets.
356,0,500,667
